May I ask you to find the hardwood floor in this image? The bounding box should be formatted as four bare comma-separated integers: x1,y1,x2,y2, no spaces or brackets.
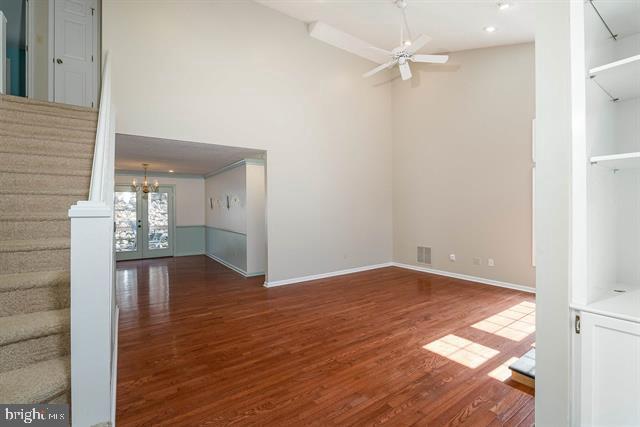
116,256,535,426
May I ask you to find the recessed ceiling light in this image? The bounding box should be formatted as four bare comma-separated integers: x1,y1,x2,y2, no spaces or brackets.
484,26,497,33
404,40,412,46
497,2,511,10
169,170,174,173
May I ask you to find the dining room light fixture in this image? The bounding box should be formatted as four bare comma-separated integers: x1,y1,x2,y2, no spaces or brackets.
131,163,159,193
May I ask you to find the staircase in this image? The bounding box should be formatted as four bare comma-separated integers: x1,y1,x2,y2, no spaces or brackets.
0,94,97,404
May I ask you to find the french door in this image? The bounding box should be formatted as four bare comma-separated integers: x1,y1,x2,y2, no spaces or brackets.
114,185,174,261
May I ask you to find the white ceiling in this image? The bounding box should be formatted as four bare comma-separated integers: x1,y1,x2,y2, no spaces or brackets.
257,0,535,55
115,134,265,176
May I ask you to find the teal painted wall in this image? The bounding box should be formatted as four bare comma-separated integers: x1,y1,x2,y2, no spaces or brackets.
205,226,247,272
175,226,205,256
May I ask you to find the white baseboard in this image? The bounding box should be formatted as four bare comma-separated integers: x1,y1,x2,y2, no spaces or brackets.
392,262,535,294
205,253,264,278
264,262,394,288
111,305,119,427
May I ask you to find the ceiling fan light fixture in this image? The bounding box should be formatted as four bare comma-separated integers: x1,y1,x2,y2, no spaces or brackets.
497,2,511,10
484,26,497,33
404,40,412,46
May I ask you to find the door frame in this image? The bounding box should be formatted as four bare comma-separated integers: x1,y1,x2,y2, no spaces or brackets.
114,184,176,261
42,0,100,106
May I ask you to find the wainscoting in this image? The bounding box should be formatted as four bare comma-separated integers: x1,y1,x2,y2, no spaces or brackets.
205,226,247,274
175,226,206,257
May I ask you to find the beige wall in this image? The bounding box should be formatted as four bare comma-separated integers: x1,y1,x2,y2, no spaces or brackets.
392,43,535,288
102,0,394,282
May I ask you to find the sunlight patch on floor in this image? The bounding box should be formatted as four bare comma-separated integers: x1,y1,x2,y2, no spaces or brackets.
488,356,519,381
471,301,536,341
423,334,500,368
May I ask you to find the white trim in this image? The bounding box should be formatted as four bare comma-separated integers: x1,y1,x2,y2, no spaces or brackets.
392,262,536,294
47,0,53,102
110,305,119,427
264,262,394,288
26,0,33,98
205,158,265,178
205,253,264,278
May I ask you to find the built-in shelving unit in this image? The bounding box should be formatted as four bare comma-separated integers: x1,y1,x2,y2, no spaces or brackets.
590,152,640,170
589,54,640,101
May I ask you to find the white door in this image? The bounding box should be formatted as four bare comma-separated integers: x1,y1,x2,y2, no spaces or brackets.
53,0,96,107
580,312,640,427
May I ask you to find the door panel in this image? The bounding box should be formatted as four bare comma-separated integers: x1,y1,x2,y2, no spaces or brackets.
142,188,174,258
115,188,141,261
580,312,640,427
54,0,94,107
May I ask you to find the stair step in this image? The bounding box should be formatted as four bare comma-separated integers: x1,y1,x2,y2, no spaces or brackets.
0,121,96,145
0,271,69,293
0,238,70,253
0,282,69,317
0,94,97,118
0,333,69,373
0,217,69,241
0,309,70,346
0,108,98,132
0,244,69,275
0,171,91,196
0,357,70,403
0,134,95,159
0,194,82,216
0,152,92,176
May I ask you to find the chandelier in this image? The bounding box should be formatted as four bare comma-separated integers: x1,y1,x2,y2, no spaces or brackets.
131,164,159,193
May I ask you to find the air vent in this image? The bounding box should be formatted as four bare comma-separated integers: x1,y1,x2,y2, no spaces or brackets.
417,246,432,265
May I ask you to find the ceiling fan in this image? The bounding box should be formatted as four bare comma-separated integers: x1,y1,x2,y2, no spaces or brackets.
363,0,449,81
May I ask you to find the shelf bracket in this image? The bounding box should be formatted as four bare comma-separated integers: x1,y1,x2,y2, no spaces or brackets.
588,0,618,41
589,75,620,102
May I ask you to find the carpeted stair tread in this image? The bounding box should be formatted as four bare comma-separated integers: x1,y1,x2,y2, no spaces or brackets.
0,152,92,176
0,171,91,196
0,271,69,293
0,119,96,140
0,93,97,115
0,108,98,131
0,195,81,215
0,238,70,253
0,357,70,403
0,309,70,346
0,134,96,158
0,213,68,222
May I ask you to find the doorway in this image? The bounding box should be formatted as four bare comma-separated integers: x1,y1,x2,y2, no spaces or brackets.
115,185,175,261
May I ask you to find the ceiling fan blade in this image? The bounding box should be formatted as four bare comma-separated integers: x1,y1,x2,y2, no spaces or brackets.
369,46,393,56
399,62,412,80
308,21,389,64
411,54,449,64
363,60,397,78
406,34,432,55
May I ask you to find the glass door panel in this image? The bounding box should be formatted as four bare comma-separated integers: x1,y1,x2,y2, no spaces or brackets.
142,187,174,258
115,187,142,260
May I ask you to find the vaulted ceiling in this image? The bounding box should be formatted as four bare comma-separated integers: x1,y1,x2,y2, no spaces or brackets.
257,0,535,55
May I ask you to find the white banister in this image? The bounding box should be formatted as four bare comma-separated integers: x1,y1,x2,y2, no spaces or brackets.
68,52,117,427
0,11,7,94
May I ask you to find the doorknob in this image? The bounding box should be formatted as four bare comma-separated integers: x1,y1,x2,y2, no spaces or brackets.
56,58,63,64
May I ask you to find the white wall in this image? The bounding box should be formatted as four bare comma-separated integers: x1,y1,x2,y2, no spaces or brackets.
246,162,266,274
103,0,393,282
115,174,205,226
392,43,536,288
534,1,573,424
205,166,246,233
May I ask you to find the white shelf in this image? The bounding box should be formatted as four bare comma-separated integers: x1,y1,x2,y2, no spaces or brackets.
573,287,640,324
589,54,640,101
590,152,640,170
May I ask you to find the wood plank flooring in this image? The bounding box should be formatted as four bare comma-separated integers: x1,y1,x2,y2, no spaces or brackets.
116,256,535,426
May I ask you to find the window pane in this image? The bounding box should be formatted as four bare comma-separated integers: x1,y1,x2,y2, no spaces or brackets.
115,191,137,252
148,192,169,250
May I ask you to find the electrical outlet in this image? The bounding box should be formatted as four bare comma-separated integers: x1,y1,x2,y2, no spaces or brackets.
488,258,495,267
449,254,456,262
473,257,481,266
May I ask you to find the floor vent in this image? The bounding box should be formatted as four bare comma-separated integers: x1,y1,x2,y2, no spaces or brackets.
417,246,432,265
